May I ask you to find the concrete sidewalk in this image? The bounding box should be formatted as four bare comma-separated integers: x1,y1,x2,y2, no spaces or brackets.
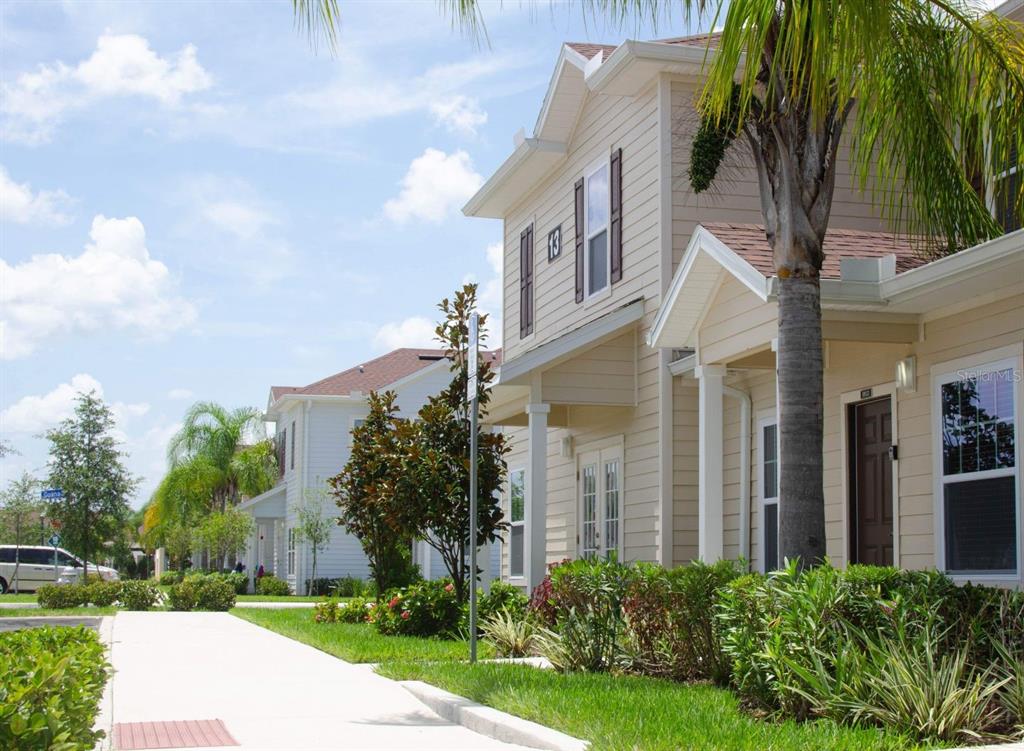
106,611,533,750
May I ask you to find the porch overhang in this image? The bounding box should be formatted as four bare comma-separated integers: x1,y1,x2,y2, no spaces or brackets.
236,483,286,517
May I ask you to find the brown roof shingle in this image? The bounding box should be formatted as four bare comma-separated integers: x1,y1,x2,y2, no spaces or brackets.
271,348,502,402
566,32,721,63
702,223,927,278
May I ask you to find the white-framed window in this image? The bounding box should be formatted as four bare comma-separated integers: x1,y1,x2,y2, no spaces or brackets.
934,356,1020,578
578,443,623,560
758,417,780,573
287,527,296,576
508,468,525,578
349,417,366,447
584,160,610,299
987,108,1020,233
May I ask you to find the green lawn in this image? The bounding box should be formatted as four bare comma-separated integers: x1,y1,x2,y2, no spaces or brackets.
0,607,118,616
232,607,492,663
377,662,922,751
235,594,333,603
0,593,37,602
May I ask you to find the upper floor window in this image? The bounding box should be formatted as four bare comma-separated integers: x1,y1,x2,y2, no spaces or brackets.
585,162,610,298
290,420,296,470
994,140,1020,233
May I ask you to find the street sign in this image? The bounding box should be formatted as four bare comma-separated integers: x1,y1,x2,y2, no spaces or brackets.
467,313,479,401
48,533,61,547
41,488,64,500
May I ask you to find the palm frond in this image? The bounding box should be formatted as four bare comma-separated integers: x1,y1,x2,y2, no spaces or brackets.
292,0,341,54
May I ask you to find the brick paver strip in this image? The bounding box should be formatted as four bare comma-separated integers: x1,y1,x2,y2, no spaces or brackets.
113,719,238,749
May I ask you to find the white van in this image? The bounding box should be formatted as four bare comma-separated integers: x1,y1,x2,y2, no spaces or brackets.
0,545,119,593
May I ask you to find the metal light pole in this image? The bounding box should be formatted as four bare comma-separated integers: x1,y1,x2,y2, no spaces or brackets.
468,312,480,663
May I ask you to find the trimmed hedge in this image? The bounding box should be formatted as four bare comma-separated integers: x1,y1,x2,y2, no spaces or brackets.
36,583,89,609
167,576,236,611
0,626,110,750
256,574,291,596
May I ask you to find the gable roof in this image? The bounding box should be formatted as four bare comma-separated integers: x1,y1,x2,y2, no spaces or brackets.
701,223,926,279
565,33,721,62
270,348,503,402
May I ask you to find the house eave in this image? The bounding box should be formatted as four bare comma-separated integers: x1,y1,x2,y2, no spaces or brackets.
462,138,568,219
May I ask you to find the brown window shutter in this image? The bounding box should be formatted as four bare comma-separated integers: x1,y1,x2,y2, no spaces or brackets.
610,147,623,283
574,177,585,303
277,430,286,477
519,225,534,337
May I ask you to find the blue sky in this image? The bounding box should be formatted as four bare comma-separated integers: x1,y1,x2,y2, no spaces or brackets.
0,0,707,507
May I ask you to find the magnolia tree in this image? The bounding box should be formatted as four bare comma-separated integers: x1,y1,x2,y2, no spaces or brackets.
330,391,417,596
294,483,334,594
394,284,509,604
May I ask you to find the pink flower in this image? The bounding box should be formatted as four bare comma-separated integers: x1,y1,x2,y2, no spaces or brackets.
389,596,401,609
401,610,411,620
444,583,454,593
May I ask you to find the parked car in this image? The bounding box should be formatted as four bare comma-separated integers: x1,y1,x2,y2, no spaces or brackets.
0,545,119,593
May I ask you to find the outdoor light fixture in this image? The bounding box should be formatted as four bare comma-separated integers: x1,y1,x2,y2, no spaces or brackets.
560,436,574,458
896,356,917,392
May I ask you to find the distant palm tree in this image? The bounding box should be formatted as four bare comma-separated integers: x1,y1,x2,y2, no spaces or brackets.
167,402,277,514
292,0,1023,566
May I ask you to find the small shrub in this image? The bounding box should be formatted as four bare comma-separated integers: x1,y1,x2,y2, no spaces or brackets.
119,580,159,610
478,580,528,623
995,640,1024,738
527,559,569,627
313,600,340,624
256,574,291,596
167,580,199,611
0,626,109,751
338,595,374,624
85,580,123,607
159,570,184,586
36,583,88,609
370,579,461,638
168,578,235,611
332,575,373,598
481,609,537,657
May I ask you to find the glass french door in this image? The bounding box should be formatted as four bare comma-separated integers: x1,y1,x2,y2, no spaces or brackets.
578,447,623,559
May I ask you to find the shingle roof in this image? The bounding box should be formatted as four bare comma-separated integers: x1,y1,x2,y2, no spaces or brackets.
566,32,721,62
702,223,927,279
270,348,502,402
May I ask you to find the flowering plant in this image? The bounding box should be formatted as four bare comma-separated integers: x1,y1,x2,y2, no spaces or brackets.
371,578,462,637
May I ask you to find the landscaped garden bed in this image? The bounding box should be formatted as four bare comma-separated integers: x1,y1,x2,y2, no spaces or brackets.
0,625,110,750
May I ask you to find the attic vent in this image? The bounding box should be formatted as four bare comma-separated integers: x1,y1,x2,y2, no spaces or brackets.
418,355,444,361
358,366,365,373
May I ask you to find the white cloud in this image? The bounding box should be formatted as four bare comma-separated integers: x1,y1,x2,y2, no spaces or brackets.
373,316,438,351
460,241,504,347
383,148,483,224
166,388,194,401
1,373,149,434
430,95,488,137
1,214,198,359
2,32,212,143
0,166,74,225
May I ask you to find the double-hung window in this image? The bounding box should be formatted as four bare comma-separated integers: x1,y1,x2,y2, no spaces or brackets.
508,469,525,578
584,162,610,298
936,358,1019,577
758,418,780,572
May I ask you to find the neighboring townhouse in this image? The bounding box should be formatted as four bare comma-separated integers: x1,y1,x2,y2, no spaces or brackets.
470,22,1023,591
239,348,501,593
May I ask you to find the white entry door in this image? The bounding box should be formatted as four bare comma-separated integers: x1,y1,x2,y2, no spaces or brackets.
578,446,623,560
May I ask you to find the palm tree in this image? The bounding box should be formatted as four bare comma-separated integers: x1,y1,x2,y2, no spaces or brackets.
167,402,277,514
292,1,1022,566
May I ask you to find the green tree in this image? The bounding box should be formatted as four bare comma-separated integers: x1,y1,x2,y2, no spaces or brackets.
167,402,277,515
0,472,43,593
45,391,139,578
395,284,509,604
163,523,194,572
338,0,1018,568
195,508,254,570
330,390,416,596
293,482,334,594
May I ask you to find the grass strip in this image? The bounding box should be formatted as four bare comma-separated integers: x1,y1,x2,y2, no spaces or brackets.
232,606,492,663
377,661,923,751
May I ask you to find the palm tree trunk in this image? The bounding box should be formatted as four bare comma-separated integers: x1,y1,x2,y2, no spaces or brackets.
777,275,826,567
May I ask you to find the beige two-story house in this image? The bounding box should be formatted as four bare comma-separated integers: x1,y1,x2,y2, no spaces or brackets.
468,16,1023,591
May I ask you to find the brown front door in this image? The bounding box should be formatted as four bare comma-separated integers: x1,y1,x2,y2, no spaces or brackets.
850,397,894,566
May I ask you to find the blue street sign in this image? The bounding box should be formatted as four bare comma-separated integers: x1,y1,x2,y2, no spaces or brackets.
41,488,64,500
48,533,61,547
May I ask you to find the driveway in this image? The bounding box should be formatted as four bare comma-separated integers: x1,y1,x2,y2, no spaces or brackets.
106,611,532,750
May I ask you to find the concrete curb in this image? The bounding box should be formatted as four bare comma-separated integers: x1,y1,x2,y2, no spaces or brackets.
400,680,589,751
93,615,115,751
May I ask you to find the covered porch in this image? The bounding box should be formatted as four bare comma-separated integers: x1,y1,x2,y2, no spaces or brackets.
237,484,287,593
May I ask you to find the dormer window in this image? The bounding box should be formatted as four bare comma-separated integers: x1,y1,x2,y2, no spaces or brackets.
585,161,610,297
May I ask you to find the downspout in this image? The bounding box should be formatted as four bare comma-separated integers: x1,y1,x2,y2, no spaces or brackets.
301,398,312,594
723,385,752,570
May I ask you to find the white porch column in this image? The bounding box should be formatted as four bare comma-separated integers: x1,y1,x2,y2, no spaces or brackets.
696,365,726,562
524,402,550,591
